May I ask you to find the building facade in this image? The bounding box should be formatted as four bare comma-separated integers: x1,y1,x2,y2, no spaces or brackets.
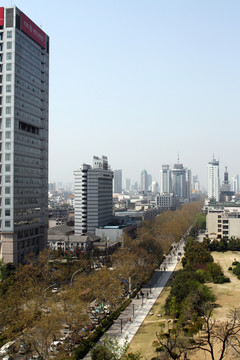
160,165,172,193
231,175,239,193
206,209,240,240
0,7,49,264
207,158,220,201
172,163,186,199
155,193,177,210
140,169,148,193
74,156,113,235
113,169,122,194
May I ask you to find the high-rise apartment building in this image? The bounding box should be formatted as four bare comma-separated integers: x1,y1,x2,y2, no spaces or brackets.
0,7,49,264
113,169,122,194
207,158,220,201
160,165,172,193
74,156,113,235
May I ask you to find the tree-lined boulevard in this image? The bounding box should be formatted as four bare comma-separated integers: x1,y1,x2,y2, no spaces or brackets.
0,201,207,359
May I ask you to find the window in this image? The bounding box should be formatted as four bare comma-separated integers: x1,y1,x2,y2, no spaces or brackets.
5,198,10,205
6,42,12,49
5,221,10,227
6,63,11,71
6,107,11,114
6,96,11,103
5,175,10,183
5,187,10,194
5,118,11,127
5,164,10,172
6,53,12,60
5,209,10,216
5,131,10,139
5,153,10,161
5,143,11,150
6,85,11,92
7,31,12,39
6,74,11,81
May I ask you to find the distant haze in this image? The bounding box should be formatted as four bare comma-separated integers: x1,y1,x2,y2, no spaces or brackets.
4,0,239,187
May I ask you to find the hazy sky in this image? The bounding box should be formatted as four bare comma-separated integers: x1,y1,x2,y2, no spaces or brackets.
2,0,240,187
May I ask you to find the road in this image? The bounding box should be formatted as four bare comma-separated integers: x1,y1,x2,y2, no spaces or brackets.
83,237,186,359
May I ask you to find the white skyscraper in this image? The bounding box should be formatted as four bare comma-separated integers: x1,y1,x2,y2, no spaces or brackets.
74,156,113,235
0,7,49,265
207,158,220,201
140,170,148,193
160,165,172,193
231,175,239,193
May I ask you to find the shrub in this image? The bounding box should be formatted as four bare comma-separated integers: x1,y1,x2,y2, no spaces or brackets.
213,275,230,284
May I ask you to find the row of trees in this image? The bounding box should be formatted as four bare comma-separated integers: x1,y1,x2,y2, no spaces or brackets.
208,237,240,252
153,236,238,360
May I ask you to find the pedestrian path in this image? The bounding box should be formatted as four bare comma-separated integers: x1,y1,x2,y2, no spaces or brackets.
83,239,185,359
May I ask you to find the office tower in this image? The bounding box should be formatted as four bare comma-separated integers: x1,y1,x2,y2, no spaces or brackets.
0,7,49,265
113,169,122,194
140,170,148,192
231,175,239,193
125,178,131,191
74,156,113,235
207,157,220,201
172,163,186,199
160,165,172,193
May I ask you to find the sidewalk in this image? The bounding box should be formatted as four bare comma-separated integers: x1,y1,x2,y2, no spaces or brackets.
83,239,185,359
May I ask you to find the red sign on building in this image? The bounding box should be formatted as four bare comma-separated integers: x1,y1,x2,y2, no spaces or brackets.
21,12,46,48
0,8,4,26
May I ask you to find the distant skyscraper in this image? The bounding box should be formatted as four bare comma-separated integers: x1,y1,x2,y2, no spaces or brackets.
151,181,159,195
74,156,113,235
186,169,192,201
125,178,131,191
172,163,186,199
140,170,148,192
207,158,220,201
221,167,231,192
193,175,200,192
160,165,172,193
0,6,49,265
147,174,152,191
114,170,122,194
231,175,239,193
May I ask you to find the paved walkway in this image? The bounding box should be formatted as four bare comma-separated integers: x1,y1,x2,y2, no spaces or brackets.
83,238,185,359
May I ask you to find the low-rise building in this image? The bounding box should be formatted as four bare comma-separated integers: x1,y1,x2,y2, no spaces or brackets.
206,200,240,239
155,193,178,210
95,223,137,243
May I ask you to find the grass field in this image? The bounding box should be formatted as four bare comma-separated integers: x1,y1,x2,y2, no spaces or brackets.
126,251,240,360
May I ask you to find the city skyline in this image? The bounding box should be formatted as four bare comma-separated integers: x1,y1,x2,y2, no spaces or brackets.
1,1,239,187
